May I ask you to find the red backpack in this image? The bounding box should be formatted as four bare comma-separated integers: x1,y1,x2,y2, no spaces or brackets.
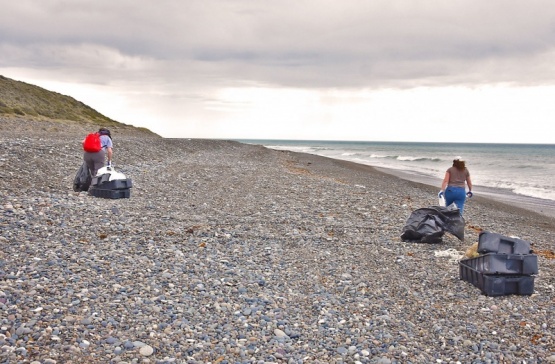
83,132,102,152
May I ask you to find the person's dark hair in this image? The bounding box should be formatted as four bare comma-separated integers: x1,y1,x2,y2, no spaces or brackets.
98,127,112,140
453,160,465,170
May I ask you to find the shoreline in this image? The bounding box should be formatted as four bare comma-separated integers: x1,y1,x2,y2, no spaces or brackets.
256,140,555,220
273,147,555,232
372,165,555,220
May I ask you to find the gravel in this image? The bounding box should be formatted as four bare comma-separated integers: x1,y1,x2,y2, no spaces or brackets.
1,116,554,363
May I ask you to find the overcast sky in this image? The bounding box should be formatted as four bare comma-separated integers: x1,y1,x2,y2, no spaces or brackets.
1,1,555,143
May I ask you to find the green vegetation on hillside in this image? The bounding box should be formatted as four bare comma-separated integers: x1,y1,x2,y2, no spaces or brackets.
0,75,121,126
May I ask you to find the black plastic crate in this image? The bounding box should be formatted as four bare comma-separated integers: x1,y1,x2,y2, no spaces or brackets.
89,187,131,199
91,173,111,186
459,261,535,296
478,231,532,255
460,253,538,275
94,178,132,190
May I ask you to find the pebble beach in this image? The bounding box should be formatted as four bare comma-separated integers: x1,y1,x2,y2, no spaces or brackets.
1,117,554,364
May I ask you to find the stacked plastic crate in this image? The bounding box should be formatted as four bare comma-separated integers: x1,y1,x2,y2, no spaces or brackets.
88,171,133,199
459,231,538,296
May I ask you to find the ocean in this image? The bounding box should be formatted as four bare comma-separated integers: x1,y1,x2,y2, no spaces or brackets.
238,140,555,218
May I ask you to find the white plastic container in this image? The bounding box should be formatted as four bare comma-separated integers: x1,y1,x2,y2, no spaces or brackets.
438,195,446,207
96,166,127,181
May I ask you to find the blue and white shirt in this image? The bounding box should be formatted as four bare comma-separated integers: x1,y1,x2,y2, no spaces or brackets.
100,135,113,149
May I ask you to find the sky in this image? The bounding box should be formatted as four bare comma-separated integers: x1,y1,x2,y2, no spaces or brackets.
1,0,555,143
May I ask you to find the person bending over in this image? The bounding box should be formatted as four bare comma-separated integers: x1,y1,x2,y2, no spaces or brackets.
83,127,113,177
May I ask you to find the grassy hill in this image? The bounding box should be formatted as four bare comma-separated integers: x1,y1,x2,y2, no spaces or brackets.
0,75,156,135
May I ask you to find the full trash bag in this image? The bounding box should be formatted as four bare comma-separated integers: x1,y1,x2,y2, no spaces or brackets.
73,162,92,192
400,205,465,244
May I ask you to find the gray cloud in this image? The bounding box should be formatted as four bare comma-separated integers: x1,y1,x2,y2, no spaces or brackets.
2,0,555,90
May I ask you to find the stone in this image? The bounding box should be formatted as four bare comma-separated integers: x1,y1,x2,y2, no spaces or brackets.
139,345,154,356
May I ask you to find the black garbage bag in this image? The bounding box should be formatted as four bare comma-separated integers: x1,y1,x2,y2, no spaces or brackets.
73,162,92,192
401,205,465,244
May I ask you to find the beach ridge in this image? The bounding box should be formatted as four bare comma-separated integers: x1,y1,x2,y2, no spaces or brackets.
1,117,554,363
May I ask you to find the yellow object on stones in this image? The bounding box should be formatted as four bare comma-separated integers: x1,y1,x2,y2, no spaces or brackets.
464,242,480,259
